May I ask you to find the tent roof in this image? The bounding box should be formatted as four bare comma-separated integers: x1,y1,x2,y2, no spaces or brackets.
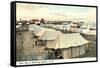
83,30,96,35
35,29,46,36
28,24,55,36
38,31,60,40
60,33,89,48
46,33,89,49
28,24,44,34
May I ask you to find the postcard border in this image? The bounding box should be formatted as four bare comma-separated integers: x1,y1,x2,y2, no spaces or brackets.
10,1,98,67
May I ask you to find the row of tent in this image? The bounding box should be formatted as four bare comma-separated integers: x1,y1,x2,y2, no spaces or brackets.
40,23,96,35
28,24,89,59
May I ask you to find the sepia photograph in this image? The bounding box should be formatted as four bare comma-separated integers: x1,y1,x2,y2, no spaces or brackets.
15,2,97,66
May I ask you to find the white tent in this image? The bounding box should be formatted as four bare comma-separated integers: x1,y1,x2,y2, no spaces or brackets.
38,31,59,40
83,30,96,35
28,24,55,37
28,24,44,36
60,33,88,58
42,33,88,49
38,31,89,49
38,31,60,48
39,31,89,59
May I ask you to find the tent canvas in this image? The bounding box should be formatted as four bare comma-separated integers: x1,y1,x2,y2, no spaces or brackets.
38,31,60,40
60,33,88,58
37,30,89,59
79,45,86,55
62,45,86,59
40,32,88,59
48,33,89,49
28,24,55,37
62,48,72,59
59,33,89,49
71,47,80,58
39,31,88,49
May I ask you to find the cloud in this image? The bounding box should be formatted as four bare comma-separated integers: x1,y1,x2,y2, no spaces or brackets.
16,3,96,22
52,13,68,17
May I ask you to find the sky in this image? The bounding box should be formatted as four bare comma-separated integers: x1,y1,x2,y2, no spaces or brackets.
16,3,96,23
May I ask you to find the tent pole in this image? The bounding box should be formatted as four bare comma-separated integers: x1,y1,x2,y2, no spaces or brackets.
71,47,72,58
79,46,80,57
86,43,89,50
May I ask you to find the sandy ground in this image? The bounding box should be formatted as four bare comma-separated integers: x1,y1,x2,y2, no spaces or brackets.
16,31,47,61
